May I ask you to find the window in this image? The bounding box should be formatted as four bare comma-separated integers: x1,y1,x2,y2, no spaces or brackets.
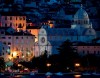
16,37,18,39
23,17,25,20
5,16,7,20
10,17,12,20
30,30,31,33
3,47,4,50
3,53,4,55
23,23,24,27
16,23,17,26
87,46,89,48
3,42,6,45
16,17,17,20
22,37,23,39
10,23,12,27
2,37,6,39
5,23,7,27
8,37,11,39
8,42,11,45
98,51,99,54
20,17,22,20
1,31,4,34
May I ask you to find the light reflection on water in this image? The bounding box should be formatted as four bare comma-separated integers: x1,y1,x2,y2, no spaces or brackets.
1,74,100,78
74,75,81,78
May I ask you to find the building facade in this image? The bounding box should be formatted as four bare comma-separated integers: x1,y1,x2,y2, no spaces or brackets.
0,16,26,31
0,27,35,62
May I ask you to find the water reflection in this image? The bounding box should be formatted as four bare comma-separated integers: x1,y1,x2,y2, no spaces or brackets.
74,75,81,78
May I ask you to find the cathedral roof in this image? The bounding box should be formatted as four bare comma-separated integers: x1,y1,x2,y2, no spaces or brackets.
74,6,89,20
83,28,96,36
45,28,78,36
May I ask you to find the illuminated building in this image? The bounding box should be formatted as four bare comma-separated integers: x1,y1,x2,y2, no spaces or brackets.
34,5,97,55
0,27,35,62
0,15,26,31
14,0,24,5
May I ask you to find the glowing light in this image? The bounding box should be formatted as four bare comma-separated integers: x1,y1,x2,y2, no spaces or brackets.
22,56,24,58
13,52,17,57
74,75,81,78
47,63,51,67
18,64,22,67
75,63,80,67
28,52,30,55
9,56,12,60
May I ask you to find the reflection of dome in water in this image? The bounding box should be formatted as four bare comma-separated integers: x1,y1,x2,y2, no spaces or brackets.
83,28,96,36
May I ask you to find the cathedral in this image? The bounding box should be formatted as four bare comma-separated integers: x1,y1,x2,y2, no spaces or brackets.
34,6,96,57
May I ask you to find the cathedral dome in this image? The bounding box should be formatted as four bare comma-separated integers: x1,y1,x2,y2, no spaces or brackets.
83,28,96,36
74,8,89,20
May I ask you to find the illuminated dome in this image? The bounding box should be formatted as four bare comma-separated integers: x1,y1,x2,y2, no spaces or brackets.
74,8,89,20
83,28,96,36
74,5,90,25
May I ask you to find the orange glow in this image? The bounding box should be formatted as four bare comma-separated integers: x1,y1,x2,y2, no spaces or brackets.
13,51,17,57
9,56,12,60
75,63,80,67
74,75,81,78
47,63,51,67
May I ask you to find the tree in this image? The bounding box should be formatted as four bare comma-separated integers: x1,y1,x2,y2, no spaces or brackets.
31,50,48,72
0,57,5,71
57,40,79,71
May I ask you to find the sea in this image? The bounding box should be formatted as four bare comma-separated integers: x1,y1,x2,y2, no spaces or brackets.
0,74,100,78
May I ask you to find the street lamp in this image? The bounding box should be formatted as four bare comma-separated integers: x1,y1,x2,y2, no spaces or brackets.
75,63,80,67
75,63,80,72
47,63,51,71
47,63,51,67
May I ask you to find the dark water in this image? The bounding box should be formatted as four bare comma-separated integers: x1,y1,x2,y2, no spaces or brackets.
1,74,100,78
